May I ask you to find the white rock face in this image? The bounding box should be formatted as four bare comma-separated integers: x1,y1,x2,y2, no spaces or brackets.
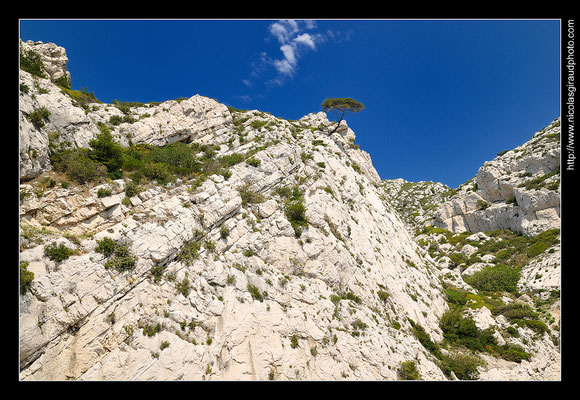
19,53,451,380
433,119,561,237
380,179,451,233
20,39,71,84
19,41,560,382
19,69,101,180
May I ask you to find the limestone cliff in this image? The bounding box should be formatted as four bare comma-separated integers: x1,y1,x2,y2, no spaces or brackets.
19,40,560,381
432,119,560,237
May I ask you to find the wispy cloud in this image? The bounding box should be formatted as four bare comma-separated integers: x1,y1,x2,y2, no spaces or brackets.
269,19,300,45
241,20,350,89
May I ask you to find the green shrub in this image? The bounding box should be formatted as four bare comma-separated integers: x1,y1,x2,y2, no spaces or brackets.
473,228,558,269
397,360,421,380
44,243,73,262
96,237,136,271
53,148,108,184
343,291,361,304
439,308,480,347
150,264,165,283
89,131,124,178
410,321,441,357
124,180,141,198
518,170,559,190
493,302,538,321
448,253,467,268
463,264,521,293
300,152,313,163
20,261,34,295
97,187,113,198
109,114,137,125
351,162,362,174
493,303,548,334
142,162,173,184
95,237,117,257
377,290,390,303
142,323,161,337
220,225,230,239
121,152,145,173
246,158,261,167
496,344,531,363
176,278,191,297
27,107,51,129
122,196,132,207
104,245,136,271
324,215,343,242
54,75,71,89
445,288,468,306
247,284,264,302
506,326,519,337
146,142,200,176
219,152,246,167
330,294,342,305
421,225,453,236
20,50,45,78
477,199,490,210
513,318,548,334
273,185,292,199
105,252,136,271
112,100,132,115
60,87,102,109
290,335,299,349
284,199,308,237
351,319,368,332
238,182,265,207
527,228,560,257
178,239,201,266
409,317,487,380
251,120,268,130
440,352,484,380
204,239,216,253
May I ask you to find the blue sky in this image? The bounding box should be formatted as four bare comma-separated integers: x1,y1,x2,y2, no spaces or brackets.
19,19,560,188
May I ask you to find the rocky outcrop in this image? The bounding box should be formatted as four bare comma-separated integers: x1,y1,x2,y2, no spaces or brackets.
20,40,71,84
380,179,451,233
433,119,560,237
18,74,234,181
19,70,100,181
19,74,450,380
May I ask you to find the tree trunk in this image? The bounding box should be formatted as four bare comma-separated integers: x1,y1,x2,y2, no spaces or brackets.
328,111,345,135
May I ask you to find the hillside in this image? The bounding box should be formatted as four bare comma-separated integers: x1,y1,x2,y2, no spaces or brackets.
19,40,561,381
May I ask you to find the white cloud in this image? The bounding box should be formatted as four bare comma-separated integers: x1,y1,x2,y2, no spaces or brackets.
294,33,317,50
243,20,350,90
304,20,317,30
234,94,252,102
268,19,299,44
280,44,297,67
325,29,353,43
269,24,325,79
273,58,295,76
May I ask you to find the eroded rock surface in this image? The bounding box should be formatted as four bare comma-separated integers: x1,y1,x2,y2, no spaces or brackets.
19,40,560,381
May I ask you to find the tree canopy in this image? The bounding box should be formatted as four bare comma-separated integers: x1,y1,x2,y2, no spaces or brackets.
321,98,365,135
